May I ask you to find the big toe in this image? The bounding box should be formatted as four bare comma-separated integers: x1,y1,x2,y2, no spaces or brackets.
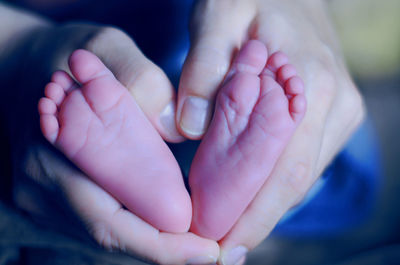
69,49,112,84
225,40,268,80
68,49,127,114
69,49,183,142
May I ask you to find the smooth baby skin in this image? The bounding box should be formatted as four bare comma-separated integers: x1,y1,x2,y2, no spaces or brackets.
189,40,306,240
38,49,191,233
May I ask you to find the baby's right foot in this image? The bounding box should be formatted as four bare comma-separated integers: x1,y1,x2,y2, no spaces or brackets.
38,50,191,233
189,40,306,240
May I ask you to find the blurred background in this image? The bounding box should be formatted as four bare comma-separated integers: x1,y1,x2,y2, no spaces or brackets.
0,0,399,264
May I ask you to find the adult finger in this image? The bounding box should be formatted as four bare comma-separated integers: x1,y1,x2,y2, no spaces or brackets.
86,27,185,143
51,24,184,143
38,147,219,265
315,71,365,175
217,62,336,265
176,0,255,139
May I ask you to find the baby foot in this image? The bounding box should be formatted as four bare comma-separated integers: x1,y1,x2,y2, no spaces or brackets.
189,40,306,240
38,50,191,233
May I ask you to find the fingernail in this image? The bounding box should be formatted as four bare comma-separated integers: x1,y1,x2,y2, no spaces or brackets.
222,246,248,265
186,255,217,265
180,96,211,138
160,101,183,140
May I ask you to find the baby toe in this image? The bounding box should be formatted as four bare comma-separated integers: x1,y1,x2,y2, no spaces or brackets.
289,94,307,123
285,76,304,95
51,70,77,92
38,97,57,115
277,64,297,86
45,82,65,107
40,114,59,143
231,40,268,75
265,52,289,72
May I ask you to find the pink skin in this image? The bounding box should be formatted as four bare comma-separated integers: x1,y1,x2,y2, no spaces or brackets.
38,50,192,233
189,40,307,240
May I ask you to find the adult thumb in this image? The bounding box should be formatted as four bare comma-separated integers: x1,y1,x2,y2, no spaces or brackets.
176,0,255,139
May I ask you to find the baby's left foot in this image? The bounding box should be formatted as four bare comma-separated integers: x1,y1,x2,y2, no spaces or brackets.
38,50,191,233
189,40,307,240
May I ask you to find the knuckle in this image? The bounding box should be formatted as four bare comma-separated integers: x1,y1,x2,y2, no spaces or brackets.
281,161,313,199
131,62,159,83
340,83,366,128
183,47,230,96
97,26,130,41
123,64,174,115
102,26,131,42
139,63,165,80
306,60,337,105
84,26,131,51
152,239,180,265
252,212,276,235
244,221,274,247
301,43,338,100
189,46,230,79
126,63,166,92
91,221,126,252
238,204,276,246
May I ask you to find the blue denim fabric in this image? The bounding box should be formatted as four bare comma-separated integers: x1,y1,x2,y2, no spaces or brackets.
273,120,381,237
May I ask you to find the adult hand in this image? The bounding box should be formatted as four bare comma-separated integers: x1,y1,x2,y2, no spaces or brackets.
3,17,218,264
177,0,365,264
